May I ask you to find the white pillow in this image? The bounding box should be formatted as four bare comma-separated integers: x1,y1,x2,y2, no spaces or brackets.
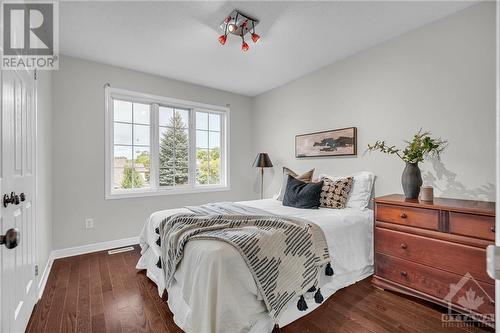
318,171,375,209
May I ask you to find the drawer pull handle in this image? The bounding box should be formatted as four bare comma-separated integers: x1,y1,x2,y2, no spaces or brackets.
400,243,408,249
400,271,408,277
491,226,495,233
400,213,407,219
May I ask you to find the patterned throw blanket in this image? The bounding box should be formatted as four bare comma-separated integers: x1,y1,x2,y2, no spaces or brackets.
155,203,334,320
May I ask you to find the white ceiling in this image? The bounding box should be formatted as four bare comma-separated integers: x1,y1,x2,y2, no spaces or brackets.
60,1,478,96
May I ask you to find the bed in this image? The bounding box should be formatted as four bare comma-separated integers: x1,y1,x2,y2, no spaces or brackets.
136,198,374,333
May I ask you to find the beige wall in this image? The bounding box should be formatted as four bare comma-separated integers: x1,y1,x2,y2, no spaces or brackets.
52,56,254,249
251,2,496,201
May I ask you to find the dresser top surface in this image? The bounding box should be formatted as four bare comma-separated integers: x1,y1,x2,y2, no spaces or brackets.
374,194,495,216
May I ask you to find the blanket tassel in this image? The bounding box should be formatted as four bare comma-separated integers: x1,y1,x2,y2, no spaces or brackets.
156,237,161,247
314,288,324,304
156,257,162,269
155,227,160,234
325,263,334,276
307,285,316,293
297,295,308,311
272,323,282,333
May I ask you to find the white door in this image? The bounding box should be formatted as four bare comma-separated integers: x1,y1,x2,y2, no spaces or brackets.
0,68,37,333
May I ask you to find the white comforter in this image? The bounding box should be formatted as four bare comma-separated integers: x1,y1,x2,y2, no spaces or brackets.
136,199,374,333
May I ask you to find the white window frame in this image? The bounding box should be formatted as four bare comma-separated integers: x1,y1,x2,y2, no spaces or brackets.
105,87,230,199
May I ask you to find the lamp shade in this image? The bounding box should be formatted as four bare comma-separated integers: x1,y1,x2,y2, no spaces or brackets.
253,153,273,168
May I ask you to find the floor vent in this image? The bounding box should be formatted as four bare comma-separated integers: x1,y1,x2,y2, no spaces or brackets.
108,246,135,255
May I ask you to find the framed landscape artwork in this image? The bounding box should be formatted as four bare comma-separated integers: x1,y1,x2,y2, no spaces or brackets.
295,127,357,158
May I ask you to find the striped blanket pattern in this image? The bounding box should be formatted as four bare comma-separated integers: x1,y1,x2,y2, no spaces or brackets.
158,207,331,320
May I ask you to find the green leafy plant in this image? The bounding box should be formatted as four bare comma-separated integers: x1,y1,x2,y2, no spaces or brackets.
196,148,220,185
366,129,447,164
121,163,144,189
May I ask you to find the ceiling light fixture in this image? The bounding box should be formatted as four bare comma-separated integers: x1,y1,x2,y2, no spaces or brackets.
219,10,260,52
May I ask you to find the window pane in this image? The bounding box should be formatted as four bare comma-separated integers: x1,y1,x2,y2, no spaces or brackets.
159,126,168,143
196,112,208,130
159,156,174,169
159,124,189,187
175,144,189,170
209,131,220,149
133,168,149,188
134,148,150,185
113,168,125,189
196,148,209,185
114,146,132,167
196,130,208,149
159,107,174,126
209,113,221,131
176,109,189,128
133,103,150,124
134,124,150,146
209,148,221,185
159,168,174,187
114,100,132,123
114,123,132,145
176,128,189,148
175,168,189,186
120,165,145,189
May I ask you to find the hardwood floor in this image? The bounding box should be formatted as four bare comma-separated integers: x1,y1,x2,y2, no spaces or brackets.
27,245,493,333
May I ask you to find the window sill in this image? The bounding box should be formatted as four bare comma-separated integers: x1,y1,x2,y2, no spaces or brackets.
105,185,231,200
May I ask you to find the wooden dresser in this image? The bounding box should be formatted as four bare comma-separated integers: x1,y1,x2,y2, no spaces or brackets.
372,194,495,325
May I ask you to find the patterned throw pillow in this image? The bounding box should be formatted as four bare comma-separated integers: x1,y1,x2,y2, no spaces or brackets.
319,177,354,209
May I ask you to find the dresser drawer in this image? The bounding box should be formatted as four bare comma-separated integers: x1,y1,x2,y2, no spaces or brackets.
375,227,491,283
449,212,495,241
376,204,439,230
375,253,495,315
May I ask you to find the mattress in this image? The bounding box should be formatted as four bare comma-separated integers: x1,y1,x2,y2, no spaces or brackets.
136,199,374,333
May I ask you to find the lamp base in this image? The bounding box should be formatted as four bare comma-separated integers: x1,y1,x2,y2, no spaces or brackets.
260,167,264,199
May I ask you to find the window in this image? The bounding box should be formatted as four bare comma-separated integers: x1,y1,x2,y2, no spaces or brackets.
105,87,229,199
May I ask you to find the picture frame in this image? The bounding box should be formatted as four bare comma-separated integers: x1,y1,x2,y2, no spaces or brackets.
295,127,357,158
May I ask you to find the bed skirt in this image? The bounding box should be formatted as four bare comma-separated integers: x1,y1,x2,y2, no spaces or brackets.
136,244,373,332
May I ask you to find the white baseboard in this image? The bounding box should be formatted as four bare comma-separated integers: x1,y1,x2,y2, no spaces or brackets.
37,236,140,299
51,236,140,260
37,253,54,299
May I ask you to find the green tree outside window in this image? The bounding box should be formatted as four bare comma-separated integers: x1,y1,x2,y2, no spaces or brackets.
159,112,189,186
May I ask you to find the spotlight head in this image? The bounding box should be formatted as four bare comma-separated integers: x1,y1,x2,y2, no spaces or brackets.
241,41,249,52
218,35,227,45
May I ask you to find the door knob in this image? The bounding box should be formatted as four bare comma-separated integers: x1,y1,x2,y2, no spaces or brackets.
0,228,20,249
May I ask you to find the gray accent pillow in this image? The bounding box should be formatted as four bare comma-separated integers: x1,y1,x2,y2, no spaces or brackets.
277,167,315,201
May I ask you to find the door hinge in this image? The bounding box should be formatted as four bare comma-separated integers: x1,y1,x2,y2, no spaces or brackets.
35,265,39,276
34,69,37,80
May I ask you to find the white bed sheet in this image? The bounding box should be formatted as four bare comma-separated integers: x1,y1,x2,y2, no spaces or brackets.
136,199,374,333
